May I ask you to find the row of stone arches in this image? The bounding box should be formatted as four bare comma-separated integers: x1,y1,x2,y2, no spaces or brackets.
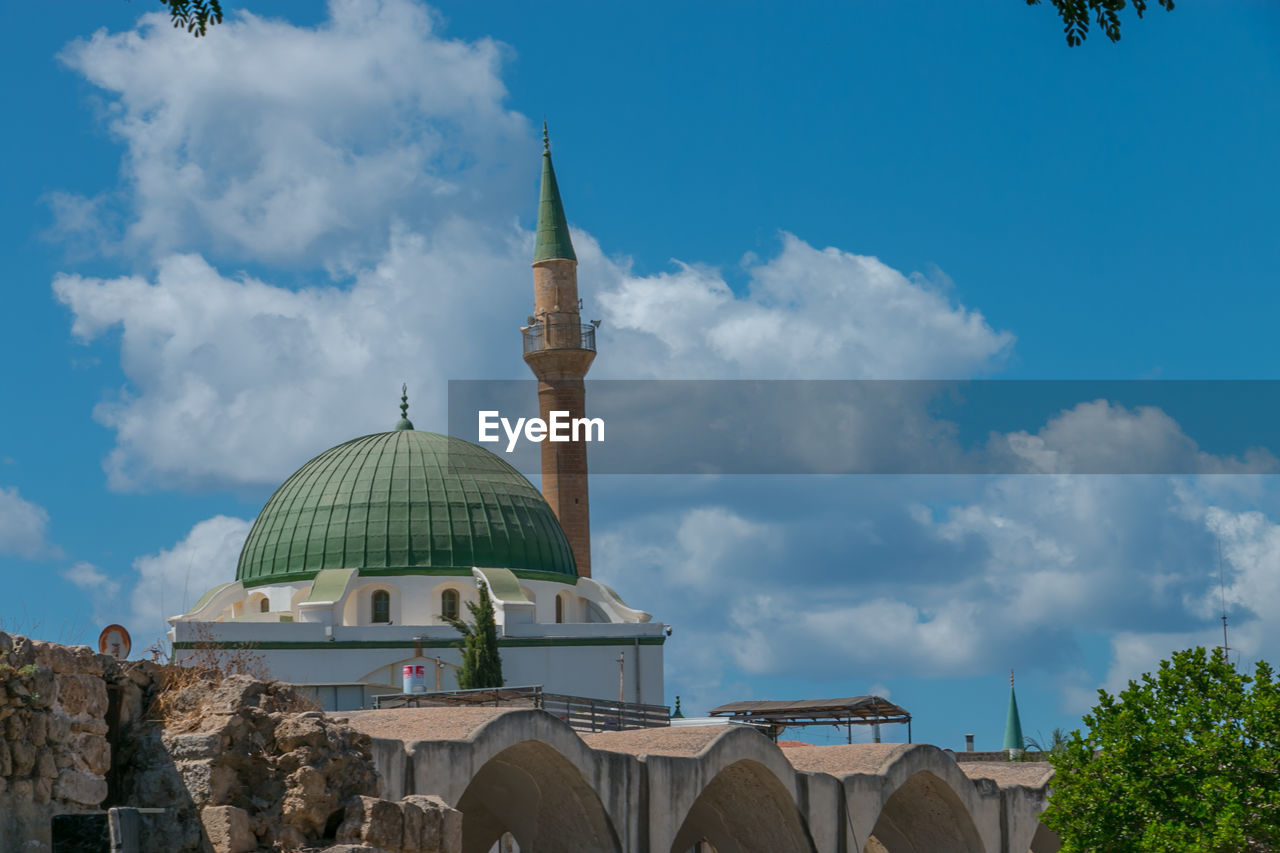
392,711,1007,853
457,751,990,853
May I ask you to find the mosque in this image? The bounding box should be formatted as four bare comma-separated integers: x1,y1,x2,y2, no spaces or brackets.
169,131,666,712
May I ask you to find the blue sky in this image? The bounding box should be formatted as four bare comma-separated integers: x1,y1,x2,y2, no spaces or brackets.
3,0,1280,749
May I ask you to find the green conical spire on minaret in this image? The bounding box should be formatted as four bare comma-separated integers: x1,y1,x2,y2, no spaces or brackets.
1003,669,1025,752
533,122,577,262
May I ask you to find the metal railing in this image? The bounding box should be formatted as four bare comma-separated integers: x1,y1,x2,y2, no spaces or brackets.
374,684,670,733
522,322,596,355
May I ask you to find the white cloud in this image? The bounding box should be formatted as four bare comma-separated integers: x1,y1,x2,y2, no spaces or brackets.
590,232,1013,380
129,515,252,645
597,468,1280,715
990,400,1278,474
57,0,526,266
51,0,1017,491
0,486,56,558
63,561,123,624
64,561,120,597
56,230,1016,489
54,225,526,489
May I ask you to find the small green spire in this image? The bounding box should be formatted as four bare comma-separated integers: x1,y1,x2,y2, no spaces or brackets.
533,122,577,263
1003,669,1025,753
394,383,414,431
671,696,684,719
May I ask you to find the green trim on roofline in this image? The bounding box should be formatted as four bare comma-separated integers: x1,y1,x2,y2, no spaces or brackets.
173,636,665,651
240,567,579,590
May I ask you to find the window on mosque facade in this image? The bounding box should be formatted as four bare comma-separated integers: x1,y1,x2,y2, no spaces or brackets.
555,594,565,623
441,588,460,622
259,597,270,613
371,590,391,624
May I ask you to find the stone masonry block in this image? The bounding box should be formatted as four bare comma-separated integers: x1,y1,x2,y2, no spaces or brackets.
201,805,257,853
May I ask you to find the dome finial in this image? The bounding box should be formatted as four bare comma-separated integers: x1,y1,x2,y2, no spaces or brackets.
395,383,415,431
543,119,550,155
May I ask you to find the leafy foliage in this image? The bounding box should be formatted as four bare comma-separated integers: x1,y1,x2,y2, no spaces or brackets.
444,582,504,690
160,0,224,37
1024,726,1070,757
1042,647,1280,852
1027,0,1174,47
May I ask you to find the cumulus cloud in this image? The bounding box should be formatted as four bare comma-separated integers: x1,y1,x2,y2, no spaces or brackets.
50,0,1016,491
55,226,525,489
56,230,1014,489
990,400,1278,474
129,515,252,644
596,468,1280,714
57,0,526,266
0,486,57,558
591,232,1013,380
63,561,123,624
64,561,120,597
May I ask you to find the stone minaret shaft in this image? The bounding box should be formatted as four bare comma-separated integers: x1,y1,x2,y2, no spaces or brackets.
523,126,595,576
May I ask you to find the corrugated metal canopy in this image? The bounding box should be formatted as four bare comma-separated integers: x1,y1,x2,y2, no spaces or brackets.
707,696,910,724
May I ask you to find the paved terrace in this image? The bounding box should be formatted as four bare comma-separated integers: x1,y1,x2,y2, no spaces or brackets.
340,707,1059,853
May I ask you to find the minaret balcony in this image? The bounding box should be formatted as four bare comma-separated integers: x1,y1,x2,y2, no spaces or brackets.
522,322,597,354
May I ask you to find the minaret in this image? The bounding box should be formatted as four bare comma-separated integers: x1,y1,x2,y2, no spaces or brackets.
1003,669,1025,758
522,124,596,576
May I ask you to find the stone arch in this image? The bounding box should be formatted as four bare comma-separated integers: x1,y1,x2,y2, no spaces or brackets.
669,757,815,853
863,769,985,852
455,738,621,853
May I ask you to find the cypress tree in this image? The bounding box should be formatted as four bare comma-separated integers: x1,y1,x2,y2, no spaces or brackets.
444,581,504,689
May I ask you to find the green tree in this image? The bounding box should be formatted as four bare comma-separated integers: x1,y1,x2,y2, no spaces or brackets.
1027,0,1175,47
159,1,223,37
443,582,504,690
153,1,1175,46
1042,647,1280,852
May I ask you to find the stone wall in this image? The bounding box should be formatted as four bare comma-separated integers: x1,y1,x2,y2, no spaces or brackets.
0,631,130,852
122,673,461,852
0,632,460,853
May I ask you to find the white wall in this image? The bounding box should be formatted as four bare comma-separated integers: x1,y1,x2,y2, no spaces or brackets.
172,620,665,708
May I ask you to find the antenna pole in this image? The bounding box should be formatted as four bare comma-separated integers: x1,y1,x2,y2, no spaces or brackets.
1218,536,1230,664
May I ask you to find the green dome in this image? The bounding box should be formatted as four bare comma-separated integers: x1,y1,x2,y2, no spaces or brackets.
237,431,577,586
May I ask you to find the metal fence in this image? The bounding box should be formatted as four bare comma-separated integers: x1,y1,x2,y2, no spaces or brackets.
374,685,669,733
522,322,596,354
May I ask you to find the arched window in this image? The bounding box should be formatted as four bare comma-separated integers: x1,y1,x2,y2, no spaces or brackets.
259,597,270,613
371,590,391,624
441,588,460,621
555,594,565,624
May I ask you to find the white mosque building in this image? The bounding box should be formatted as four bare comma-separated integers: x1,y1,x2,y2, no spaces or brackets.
169,131,666,712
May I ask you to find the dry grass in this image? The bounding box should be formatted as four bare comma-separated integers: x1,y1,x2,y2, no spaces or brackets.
149,623,290,728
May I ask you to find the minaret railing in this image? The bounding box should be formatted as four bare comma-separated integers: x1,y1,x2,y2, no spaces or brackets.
522,322,597,354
